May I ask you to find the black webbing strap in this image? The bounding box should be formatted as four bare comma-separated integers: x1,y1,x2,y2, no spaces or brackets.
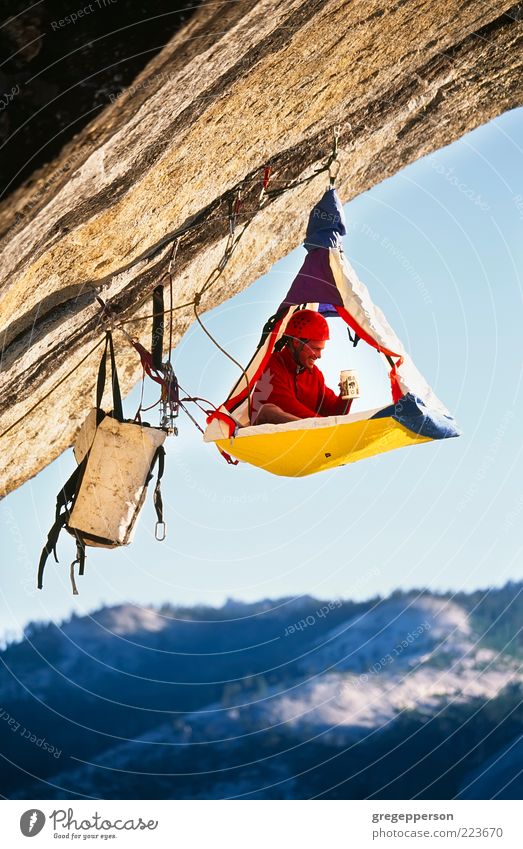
347,327,360,347
258,307,288,348
97,332,123,420
153,445,165,524
37,514,66,589
152,285,165,371
77,539,86,575
37,459,86,589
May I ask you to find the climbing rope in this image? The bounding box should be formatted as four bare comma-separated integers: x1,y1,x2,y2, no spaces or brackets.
167,238,180,364
191,187,254,419
0,337,106,441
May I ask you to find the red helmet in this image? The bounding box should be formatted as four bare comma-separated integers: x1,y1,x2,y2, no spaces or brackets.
285,309,330,342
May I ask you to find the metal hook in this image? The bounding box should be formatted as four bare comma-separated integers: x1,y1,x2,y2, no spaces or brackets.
70,560,80,595
328,126,341,186
329,159,341,186
155,522,166,541
332,125,340,156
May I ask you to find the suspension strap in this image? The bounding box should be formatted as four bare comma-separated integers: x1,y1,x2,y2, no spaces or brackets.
218,447,239,466
131,340,179,405
206,410,237,438
152,285,165,370
204,411,239,466
97,331,123,420
328,125,341,186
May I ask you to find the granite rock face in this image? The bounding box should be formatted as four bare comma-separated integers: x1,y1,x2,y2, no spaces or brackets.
0,0,522,495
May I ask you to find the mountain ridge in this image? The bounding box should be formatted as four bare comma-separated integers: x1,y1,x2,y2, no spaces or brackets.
1,582,522,799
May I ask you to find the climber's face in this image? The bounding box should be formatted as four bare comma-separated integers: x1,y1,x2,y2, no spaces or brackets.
293,339,326,370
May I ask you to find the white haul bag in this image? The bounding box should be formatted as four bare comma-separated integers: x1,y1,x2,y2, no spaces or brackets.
68,416,166,547
38,332,168,593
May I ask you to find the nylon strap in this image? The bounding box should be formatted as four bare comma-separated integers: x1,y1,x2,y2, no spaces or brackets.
152,285,165,371
96,332,123,420
206,410,237,438
218,447,239,466
131,340,178,405
153,446,165,523
37,460,85,589
347,327,360,347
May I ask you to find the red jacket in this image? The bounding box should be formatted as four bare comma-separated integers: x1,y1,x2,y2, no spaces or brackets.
251,346,350,420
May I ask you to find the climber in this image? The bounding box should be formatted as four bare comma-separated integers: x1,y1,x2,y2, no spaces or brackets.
250,309,352,425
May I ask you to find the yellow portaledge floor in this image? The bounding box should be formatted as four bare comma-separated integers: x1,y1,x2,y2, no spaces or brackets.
215,415,432,477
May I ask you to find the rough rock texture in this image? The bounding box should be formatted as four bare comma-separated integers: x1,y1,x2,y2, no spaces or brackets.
0,0,196,196
0,0,522,496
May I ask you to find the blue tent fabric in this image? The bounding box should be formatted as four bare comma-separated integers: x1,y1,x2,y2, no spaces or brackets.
304,187,346,252
371,394,461,440
318,303,339,317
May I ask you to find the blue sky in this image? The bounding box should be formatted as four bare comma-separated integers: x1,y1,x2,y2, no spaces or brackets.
1,107,522,641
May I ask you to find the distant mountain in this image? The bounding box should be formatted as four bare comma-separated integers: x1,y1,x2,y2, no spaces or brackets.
1,583,522,799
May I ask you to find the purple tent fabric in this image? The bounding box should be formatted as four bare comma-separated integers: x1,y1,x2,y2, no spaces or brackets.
279,245,343,309
279,187,346,312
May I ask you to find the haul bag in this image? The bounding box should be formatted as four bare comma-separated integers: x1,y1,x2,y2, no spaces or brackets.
38,331,167,592
68,416,167,547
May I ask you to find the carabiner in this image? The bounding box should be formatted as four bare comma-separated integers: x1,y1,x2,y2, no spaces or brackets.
155,522,167,541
